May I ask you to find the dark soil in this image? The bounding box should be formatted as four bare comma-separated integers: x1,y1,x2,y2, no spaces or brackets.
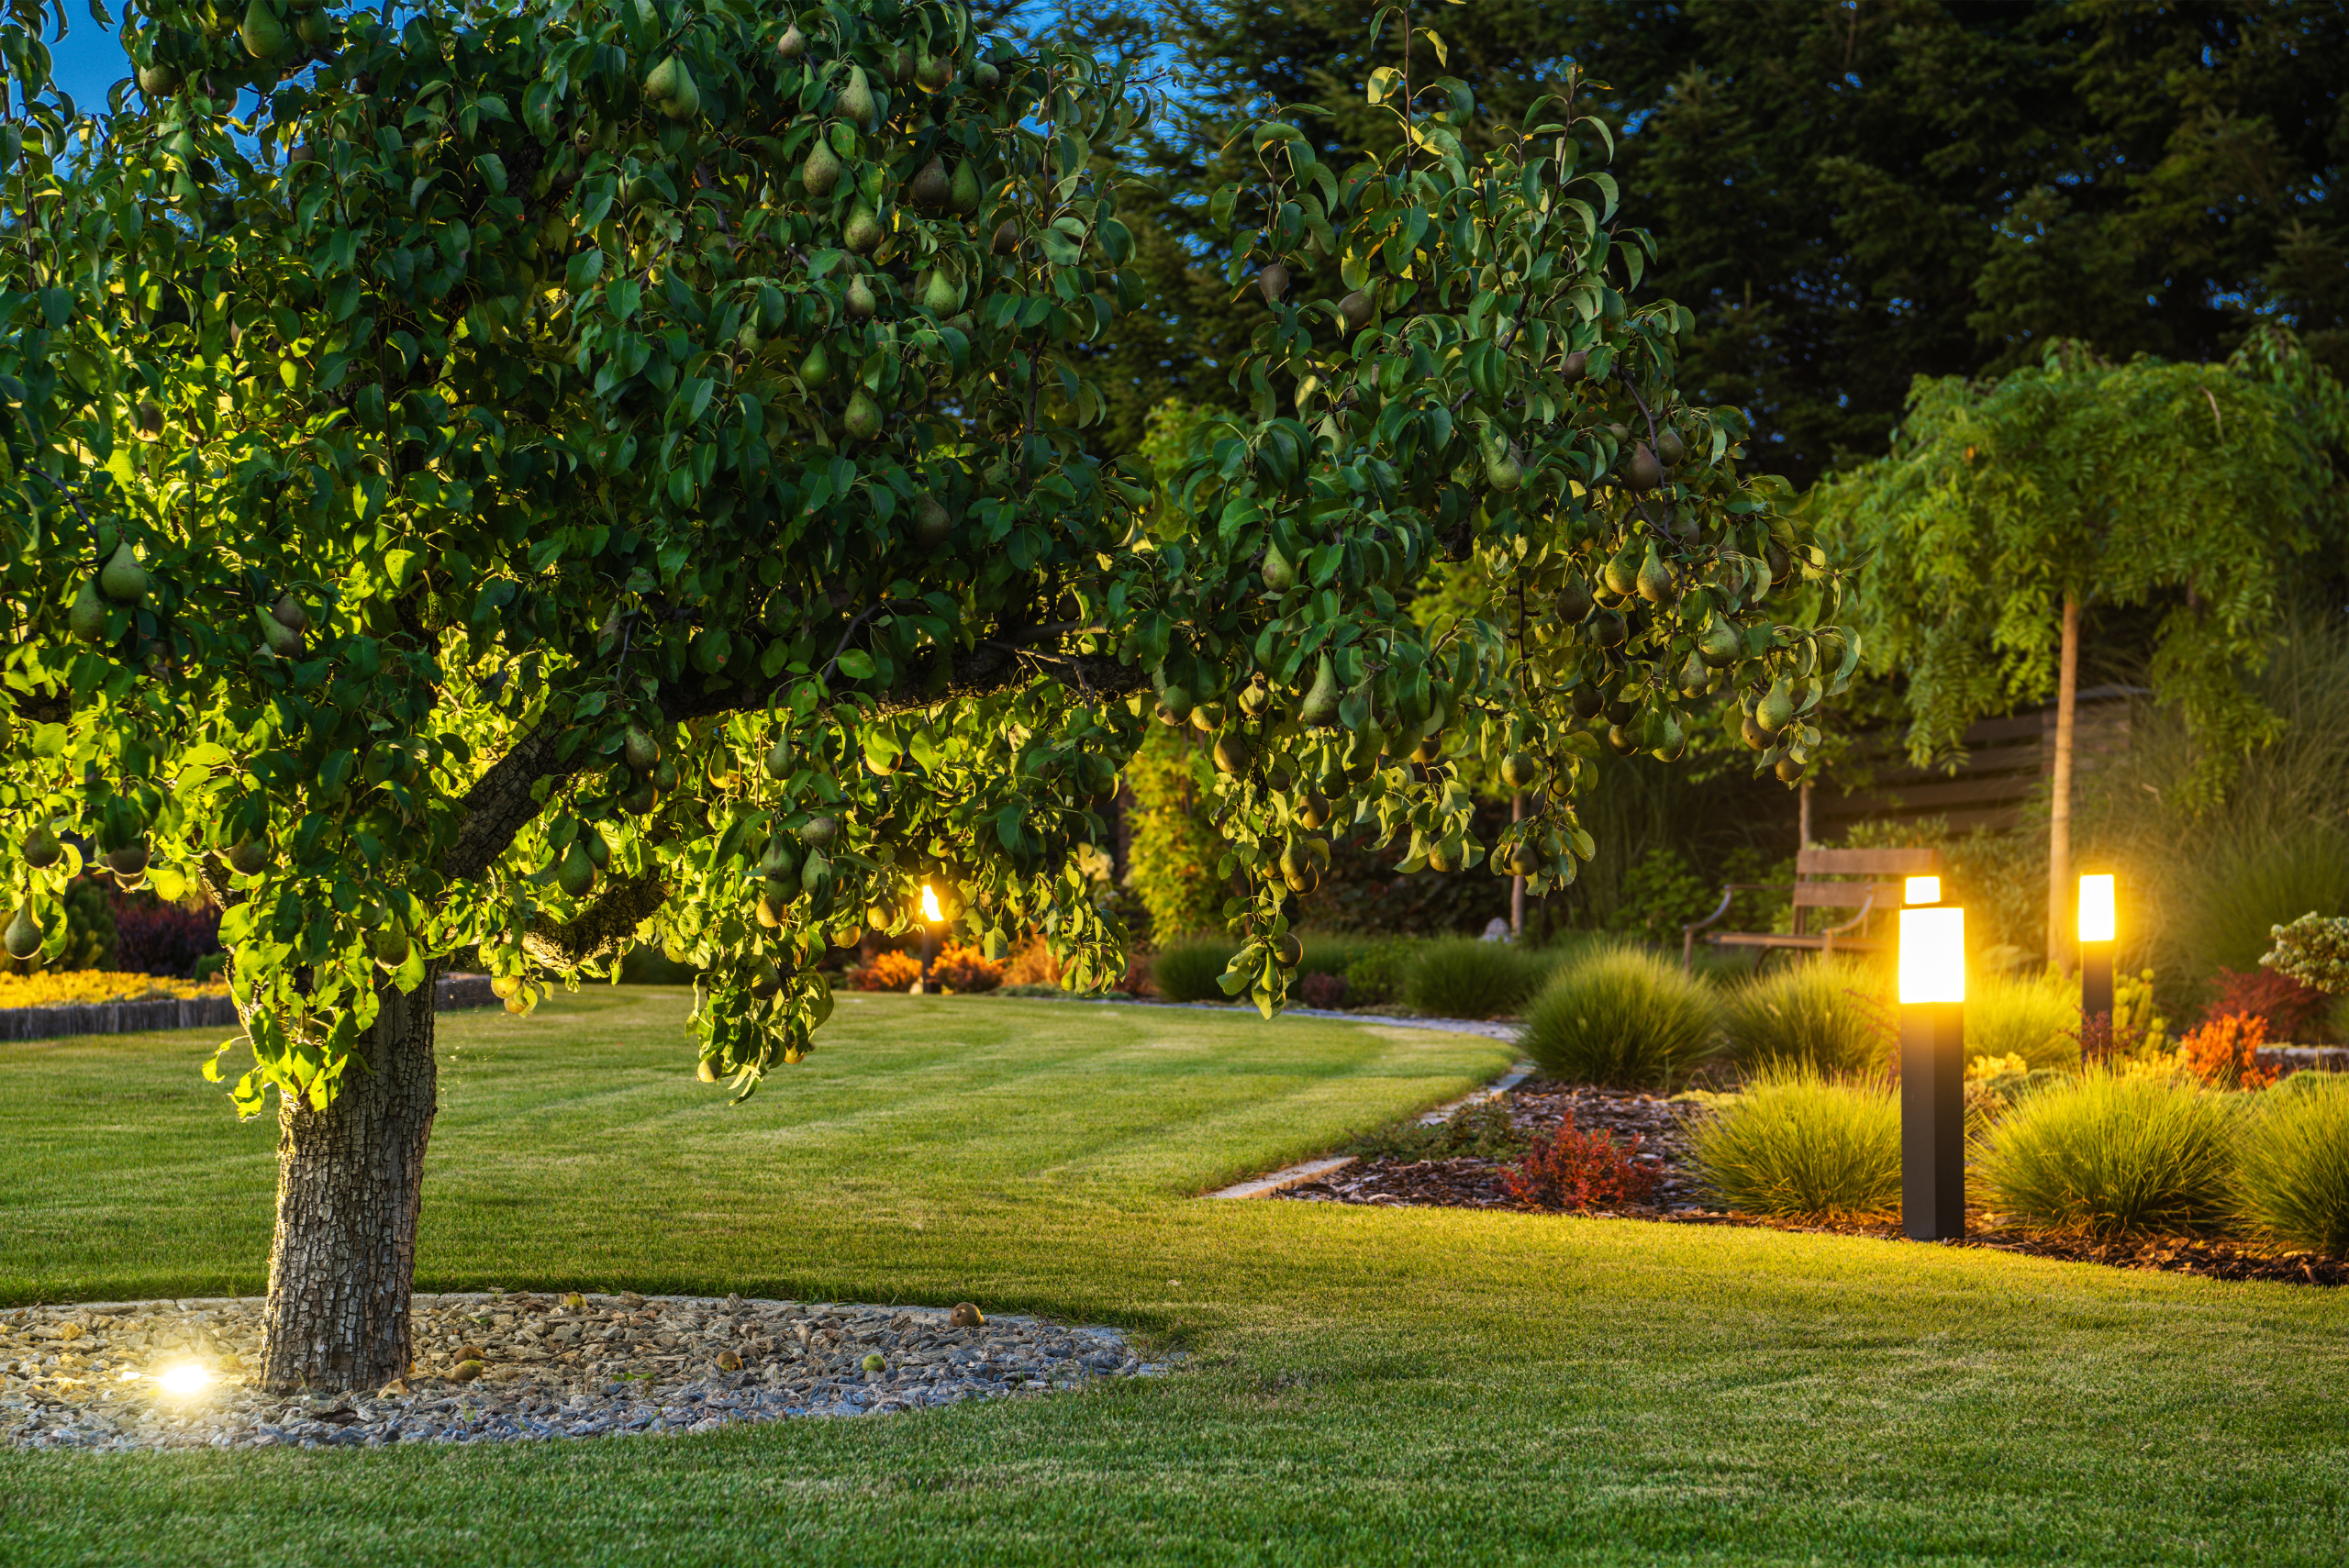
1274,1076,2348,1288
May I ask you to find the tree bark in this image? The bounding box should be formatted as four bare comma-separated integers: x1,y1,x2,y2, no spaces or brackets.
257,968,440,1393
2045,592,2080,972
1510,792,1525,938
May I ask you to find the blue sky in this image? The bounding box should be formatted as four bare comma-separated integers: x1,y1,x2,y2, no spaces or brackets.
41,13,130,114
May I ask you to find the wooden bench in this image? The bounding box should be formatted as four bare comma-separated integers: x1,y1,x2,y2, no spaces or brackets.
1681,847,1946,971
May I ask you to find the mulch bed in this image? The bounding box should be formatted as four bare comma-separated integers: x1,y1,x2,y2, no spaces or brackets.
1275,1075,2348,1288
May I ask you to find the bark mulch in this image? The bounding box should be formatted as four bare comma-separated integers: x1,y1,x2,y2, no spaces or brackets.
1275,1075,2347,1288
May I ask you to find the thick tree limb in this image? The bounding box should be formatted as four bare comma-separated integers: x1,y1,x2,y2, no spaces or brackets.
521,870,672,969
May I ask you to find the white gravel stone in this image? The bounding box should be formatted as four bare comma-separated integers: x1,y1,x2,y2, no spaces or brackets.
0,1293,1171,1452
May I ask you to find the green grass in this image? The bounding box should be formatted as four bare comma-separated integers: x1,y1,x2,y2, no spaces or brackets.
5,991,2349,1565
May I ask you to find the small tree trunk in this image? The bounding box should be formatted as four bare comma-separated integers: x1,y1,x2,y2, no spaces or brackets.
257,968,440,1393
1510,792,1525,938
2045,593,2080,972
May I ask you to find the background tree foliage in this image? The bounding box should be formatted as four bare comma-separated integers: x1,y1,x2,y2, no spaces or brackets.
1081,0,2348,479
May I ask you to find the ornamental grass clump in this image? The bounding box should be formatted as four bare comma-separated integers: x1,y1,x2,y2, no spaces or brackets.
1974,1073,2236,1237
2232,1074,2349,1255
1401,937,1549,1019
1966,969,2082,1071
1689,1069,1901,1219
1521,946,1720,1089
1147,937,1236,1003
1720,961,1890,1077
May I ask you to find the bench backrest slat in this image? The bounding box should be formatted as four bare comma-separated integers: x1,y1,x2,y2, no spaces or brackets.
1791,882,1905,909
1795,847,1944,878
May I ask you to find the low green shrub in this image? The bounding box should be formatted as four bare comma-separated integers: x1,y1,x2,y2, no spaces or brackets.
1975,1073,2236,1237
1688,1069,1901,1218
1347,1099,1527,1162
1720,962,1890,1077
1340,939,1419,1006
1967,970,2083,1071
1521,947,1720,1089
2232,1074,2349,1254
1148,937,1236,1003
1402,938,1548,1019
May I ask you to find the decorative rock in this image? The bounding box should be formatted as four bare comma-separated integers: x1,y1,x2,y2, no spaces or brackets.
0,1293,1169,1452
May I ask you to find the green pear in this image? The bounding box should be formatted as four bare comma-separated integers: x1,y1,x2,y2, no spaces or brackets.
1261,539,1296,592
643,55,700,121
557,842,596,898
98,542,147,604
1484,434,1524,492
228,838,269,875
1297,653,1341,727
947,159,981,215
836,64,876,128
907,156,952,208
914,496,952,546
255,605,303,657
1698,614,1742,668
776,23,806,60
270,592,306,632
20,824,61,870
843,199,884,253
1213,733,1252,776
916,53,953,92
1499,752,1546,792
295,9,335,47
624,727,660,773
1757,676,1796,735
1623,442,1664,492
1635,539,1675,605
4,905,41,961
137,61,182,95
763,739,793,781
918,265,961,314
799,850,834,895
799,341,832,388
842,388,883,441
239,0,289,61
802,139,844,197
68,579,108,641
1556,576,1595,620
844,274,876,320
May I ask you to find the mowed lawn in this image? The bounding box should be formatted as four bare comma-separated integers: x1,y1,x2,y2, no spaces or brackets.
2,990,2345,1566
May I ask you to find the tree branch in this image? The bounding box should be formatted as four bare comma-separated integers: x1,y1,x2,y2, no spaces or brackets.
521,871,671,969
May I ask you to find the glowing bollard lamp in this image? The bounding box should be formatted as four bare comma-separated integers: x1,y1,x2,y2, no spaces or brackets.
917,884,945,995
2078,873,2116,1023
1898,885,1966,1242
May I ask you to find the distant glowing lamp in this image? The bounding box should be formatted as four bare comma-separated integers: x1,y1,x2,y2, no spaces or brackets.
155,1363,210,1396
1897,904,1965,1241
1904,875,1942,906
916,884,944,995
2078,873,2117,1021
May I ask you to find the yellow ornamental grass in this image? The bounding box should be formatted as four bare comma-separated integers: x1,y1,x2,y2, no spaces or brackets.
0,971,229,1009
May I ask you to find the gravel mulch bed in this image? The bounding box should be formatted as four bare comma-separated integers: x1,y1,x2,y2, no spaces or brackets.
0,1292,1168,1452
1273,1074,2347,1287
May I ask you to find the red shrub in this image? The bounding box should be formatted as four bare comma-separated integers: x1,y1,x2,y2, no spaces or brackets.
2178,1012,2278,1091
1503,1114,1660,1212
109,892,223,977
2203,967,2329,1042
1299,971,1352,1008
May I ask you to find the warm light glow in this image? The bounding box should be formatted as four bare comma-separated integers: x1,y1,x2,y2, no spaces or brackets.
2078,873,2116,944
1905,875,1942,906
1898,906,1965,1005
919,884,943,922
155,1363,210,1396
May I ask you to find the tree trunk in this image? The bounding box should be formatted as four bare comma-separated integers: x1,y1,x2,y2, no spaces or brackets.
1510,792,1525,938
2045,593,2080,972
257,968,440,1393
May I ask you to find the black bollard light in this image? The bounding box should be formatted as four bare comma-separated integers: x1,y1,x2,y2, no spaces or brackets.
1898,882,1965,1242
2078,873,2115,1024
918,884,944,995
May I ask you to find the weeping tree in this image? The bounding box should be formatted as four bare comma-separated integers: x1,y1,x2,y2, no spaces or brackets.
1810,333,2349,969
0,0,1851,1391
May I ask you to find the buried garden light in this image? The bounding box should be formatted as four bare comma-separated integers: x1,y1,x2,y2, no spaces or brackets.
154,1362,211,1396
1897,899,1966,1242
2078,873,2116,1022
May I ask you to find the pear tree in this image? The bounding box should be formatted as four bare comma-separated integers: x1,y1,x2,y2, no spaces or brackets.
0,0,1851,1392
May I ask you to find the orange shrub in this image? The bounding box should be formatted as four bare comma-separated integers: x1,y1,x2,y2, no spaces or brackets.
1001,934,1062,987
2178,1012,2278,1090
852,951,924,992
932,942,1003,994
